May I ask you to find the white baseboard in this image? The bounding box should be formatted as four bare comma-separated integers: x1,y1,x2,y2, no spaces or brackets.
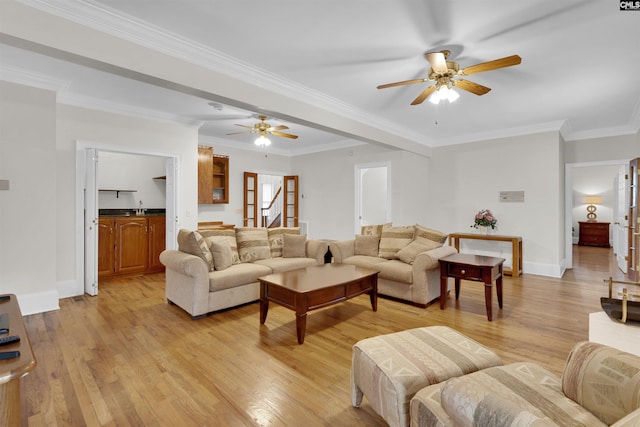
523,260,565,278
16,290,60,316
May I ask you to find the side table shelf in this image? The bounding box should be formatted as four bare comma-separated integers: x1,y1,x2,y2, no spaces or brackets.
448,233,523,277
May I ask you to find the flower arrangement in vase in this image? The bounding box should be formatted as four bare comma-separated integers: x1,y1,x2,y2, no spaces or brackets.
471,209,497,234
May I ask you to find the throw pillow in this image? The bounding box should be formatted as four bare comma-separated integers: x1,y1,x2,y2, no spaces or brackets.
235,227,271,263
414,224,448,247
177,229,214,271
378,224,415,259
267,227,301,258
355,234,380,257
283,233,307,258
360,223,390,236
210,241,233,271
200,229,240,265
396,241,431,265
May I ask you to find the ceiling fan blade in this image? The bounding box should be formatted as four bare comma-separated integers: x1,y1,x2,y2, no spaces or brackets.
425,52,448,73
270,131,299,139
226,131,253,136
410,85,436,105
377,78,427,89
268,125,289,131
460,55,521,75
453,79,491,95
233,124,254,129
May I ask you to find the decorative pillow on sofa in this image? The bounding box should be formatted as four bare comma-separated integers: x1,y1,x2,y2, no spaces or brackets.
378,224,415,259
199,229,240,265
283,233,307,258
267,227,301,257
177,229,214,271
236,227,271,263
210,241,233,271
355,234,380,257
396,241,432,265
360,223,390,236
414,224,448,247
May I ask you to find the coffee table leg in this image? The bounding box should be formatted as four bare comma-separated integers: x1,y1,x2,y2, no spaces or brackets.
296,312,307,344
259,282,269,324
484,283,492,321
370,276,378,312
496,275,503,308
440,275,447,309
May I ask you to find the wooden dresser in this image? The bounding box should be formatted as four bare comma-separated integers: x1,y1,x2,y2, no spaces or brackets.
578,221,610,248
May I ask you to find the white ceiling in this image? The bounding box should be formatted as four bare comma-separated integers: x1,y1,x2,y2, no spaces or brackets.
2,0,640,155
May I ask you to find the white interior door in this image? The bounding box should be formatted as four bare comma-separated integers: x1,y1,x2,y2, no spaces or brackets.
356,163,390,233
616,164,629,272
84,148,99,296
165,157,178,250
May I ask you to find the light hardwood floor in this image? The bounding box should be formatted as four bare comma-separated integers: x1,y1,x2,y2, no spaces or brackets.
22,245,624,426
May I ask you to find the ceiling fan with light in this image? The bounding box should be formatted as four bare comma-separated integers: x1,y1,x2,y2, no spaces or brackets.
226,115,298,147
377,50,521,105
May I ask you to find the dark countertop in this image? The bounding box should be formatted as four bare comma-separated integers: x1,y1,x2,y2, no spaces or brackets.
99,208,166,217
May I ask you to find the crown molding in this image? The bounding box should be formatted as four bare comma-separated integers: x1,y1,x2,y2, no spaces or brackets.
432,120,566,147
0,64,70,92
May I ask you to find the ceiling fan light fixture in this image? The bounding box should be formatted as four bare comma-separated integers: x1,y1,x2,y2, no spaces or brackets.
255,134,271,147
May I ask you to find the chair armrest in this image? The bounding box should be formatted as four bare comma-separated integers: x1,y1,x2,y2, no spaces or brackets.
562,341,640,425
160,250,209,278
413,245,458,271
160,250,210,318
329,240,355,263
306,239,329,264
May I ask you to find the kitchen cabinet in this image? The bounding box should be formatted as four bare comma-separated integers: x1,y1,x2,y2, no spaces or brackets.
198,146,229,204
98,215,165,278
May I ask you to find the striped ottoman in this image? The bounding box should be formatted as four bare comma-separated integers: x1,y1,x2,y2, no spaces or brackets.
351,326,502,427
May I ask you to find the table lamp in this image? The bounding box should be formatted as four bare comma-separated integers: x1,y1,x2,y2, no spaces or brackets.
583,195,602,222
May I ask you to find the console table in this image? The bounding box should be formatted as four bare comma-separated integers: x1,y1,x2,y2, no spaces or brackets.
0,294,36,425
448,233,522,277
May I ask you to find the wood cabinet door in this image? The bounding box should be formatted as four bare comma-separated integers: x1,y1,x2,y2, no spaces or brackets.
115,217,148,275
98,218,115,278
198,146,214,204
148,216,166,273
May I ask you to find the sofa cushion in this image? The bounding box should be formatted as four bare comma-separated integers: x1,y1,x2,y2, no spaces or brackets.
210,241,233,271
360,223,389,236
440,363,606,427
377,260,413,284
396,241,432,265
562,341,640,425
255,257,316,273
378,224,415,259
199,228,240,265
414,224,448,247
236,227,271,263
283,233,307,258
208,263,272,292
267,227,300,257
177,229,214,271
355,234,380,257
342,255,389,270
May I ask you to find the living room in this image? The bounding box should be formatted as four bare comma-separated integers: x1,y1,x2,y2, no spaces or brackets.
1,1,640,425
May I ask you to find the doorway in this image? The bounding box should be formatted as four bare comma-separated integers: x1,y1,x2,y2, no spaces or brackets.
355,162,391,233
76,142,178,296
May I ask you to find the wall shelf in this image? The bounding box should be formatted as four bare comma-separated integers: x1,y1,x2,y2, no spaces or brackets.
99,189,137,198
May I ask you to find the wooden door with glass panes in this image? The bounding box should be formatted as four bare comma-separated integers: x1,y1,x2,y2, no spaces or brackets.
283,175,298,227
244,172,258,227
629,158,640,280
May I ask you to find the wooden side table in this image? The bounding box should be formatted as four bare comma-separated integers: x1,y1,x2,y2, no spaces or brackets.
578,221,610,247
0,294,36,425
448,233,522,277
439,253,505,321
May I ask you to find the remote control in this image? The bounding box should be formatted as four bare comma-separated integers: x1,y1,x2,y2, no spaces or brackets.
0,335,19,346
0,295,10,302
0,351,20,360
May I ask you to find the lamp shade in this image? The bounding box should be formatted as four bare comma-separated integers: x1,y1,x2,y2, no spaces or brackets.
583,195,602,205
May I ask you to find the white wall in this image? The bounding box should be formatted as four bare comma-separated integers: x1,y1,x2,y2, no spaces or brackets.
98,151,167,209
564,133,639,164
0,81,58,314
429,132,565,276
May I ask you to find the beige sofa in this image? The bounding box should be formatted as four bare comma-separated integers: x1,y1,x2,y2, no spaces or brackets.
160,227,328,319
329,224,457,307
410,340,640,427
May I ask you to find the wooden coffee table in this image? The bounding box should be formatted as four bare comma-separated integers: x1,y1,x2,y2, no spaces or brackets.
439,253,505,321
259,264,379,344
